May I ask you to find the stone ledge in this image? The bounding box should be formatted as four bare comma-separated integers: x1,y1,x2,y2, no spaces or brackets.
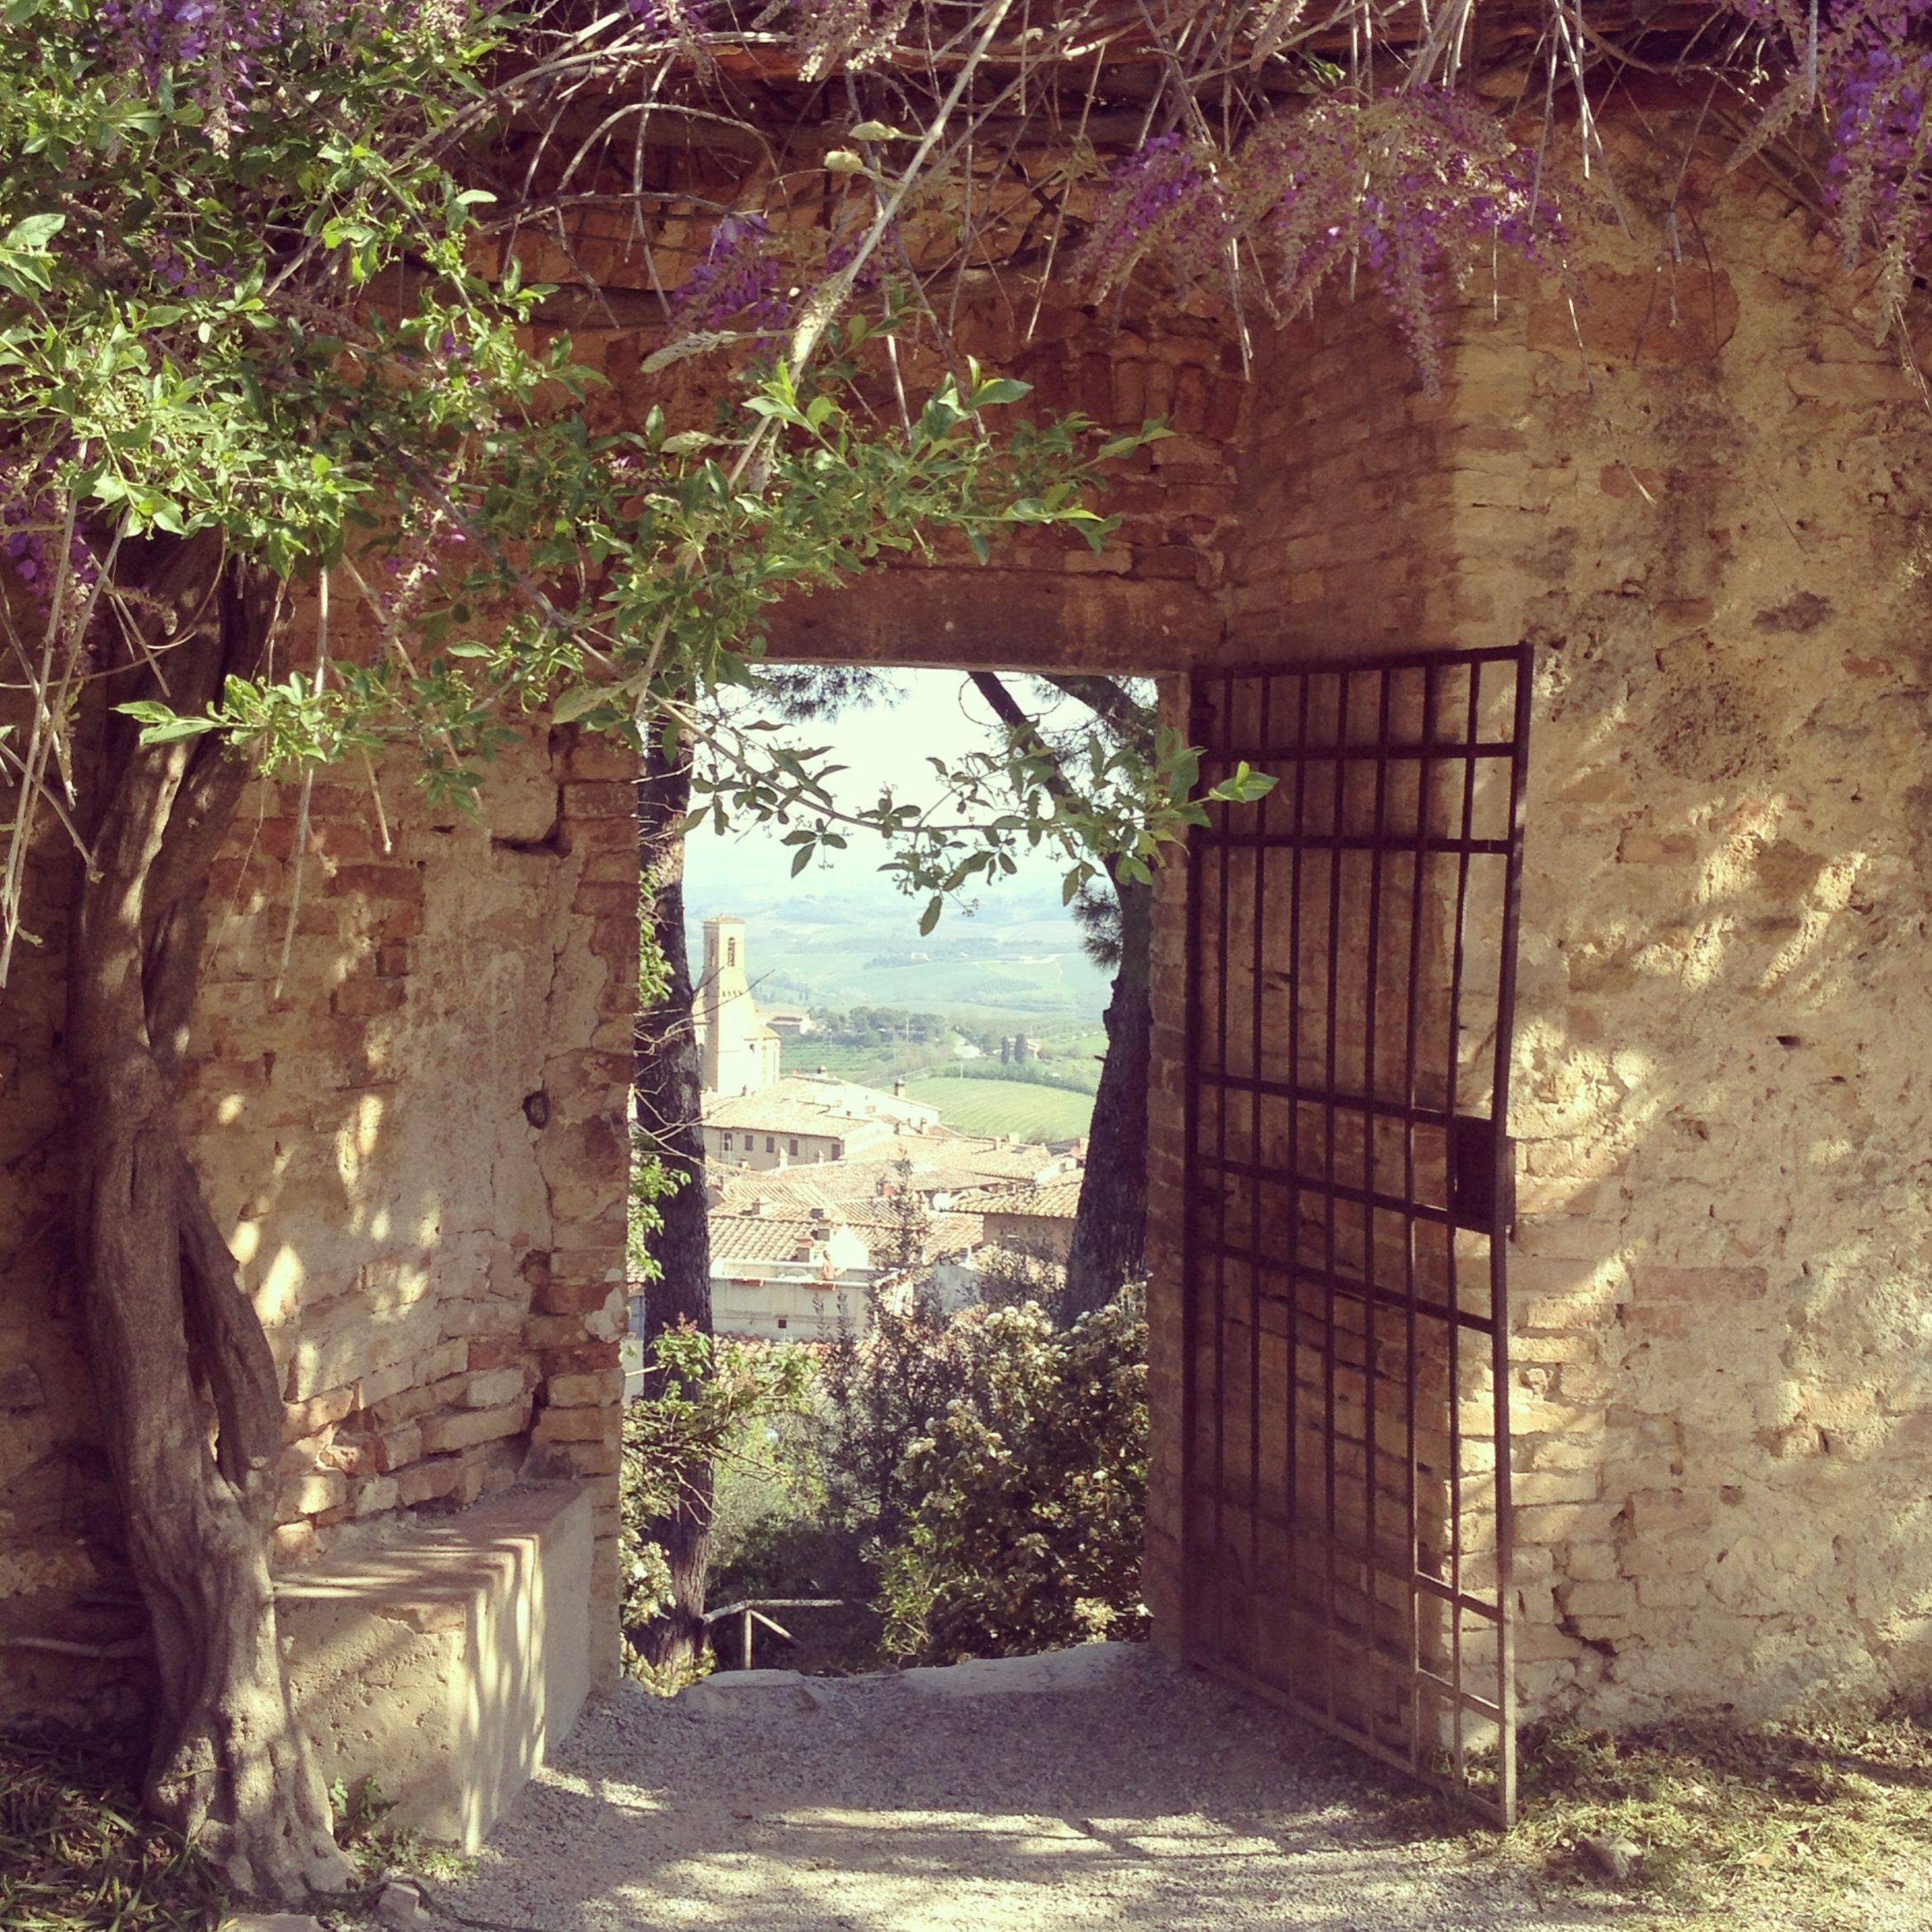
278,1483,591,1850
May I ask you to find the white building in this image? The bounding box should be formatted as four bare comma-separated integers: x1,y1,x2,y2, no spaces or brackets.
696,914,782,1096
702,1072,943,1172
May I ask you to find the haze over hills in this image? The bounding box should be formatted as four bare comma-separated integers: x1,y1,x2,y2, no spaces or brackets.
681,668,1116,1035
684,841,1112,1030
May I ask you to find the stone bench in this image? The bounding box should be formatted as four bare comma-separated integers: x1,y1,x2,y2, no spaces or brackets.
277,1484,591,1851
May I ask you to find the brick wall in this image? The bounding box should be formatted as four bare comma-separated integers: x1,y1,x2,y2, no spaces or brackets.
0,724,633,1720
9,126,1930,1744
1149,130,1932,1727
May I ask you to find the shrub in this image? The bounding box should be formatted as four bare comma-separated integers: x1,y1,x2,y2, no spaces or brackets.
620,1328,809,1674
878,1290,1148,1664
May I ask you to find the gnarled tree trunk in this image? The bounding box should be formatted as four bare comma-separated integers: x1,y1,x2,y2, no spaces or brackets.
69,545,347,1901
1062,870,1151,1319
630,736,715,1674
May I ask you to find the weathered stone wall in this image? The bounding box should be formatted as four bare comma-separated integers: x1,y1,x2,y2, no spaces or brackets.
0,723,633,1722
1159,130,1932,1726
9,125,1929,1750
1463,142,1932,1723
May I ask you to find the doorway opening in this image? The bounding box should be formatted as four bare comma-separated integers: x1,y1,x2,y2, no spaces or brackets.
624,642,1533,1825
632,663,1158,1684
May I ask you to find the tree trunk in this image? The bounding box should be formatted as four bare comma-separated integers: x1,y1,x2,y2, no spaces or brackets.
965,670,1156,1324
631,738,715,1674
1063,872,1152,1319
68,548,348,1901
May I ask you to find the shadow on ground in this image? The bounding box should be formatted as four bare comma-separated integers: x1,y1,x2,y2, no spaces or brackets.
439,1648,1627,1932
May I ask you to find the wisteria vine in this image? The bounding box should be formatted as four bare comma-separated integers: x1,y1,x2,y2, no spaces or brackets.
1077,92,1567,392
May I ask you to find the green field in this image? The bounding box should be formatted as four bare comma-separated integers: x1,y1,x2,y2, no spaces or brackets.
902,1075,1094,1144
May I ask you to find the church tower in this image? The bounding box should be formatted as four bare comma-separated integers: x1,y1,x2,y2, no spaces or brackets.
699,916,746,1094
699,915,779,1094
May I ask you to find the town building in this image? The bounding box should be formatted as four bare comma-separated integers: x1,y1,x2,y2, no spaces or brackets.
701,1197,989,1341
957,1174,1084,1263
695,914,781,1096
698,1139,1083,1340
701,1071,942,1171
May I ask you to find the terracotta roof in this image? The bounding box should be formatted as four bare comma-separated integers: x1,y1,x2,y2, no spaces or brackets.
703,1074,940,1138
835,1210,985,1259
708,1206,984,1267
712,1141,1074,1215
709,1218,840,1264
959,1176,1086,1221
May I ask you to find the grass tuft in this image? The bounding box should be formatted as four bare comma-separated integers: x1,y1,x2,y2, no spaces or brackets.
0,1735,471,1932
1460,1712,1932,1927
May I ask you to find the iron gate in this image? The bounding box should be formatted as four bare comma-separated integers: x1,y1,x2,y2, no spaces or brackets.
1179,642,1532,1825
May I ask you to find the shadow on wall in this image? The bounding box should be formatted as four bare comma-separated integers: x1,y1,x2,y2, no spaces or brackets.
1503,465,1932,1720
0,726,632,1717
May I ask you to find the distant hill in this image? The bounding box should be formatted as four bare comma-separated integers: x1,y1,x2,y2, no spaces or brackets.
684,838,1112,1034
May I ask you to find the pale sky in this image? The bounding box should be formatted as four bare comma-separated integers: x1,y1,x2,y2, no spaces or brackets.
688,667,1096,903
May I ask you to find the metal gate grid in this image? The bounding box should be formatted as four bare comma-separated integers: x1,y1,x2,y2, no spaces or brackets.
1179,642,1532,1825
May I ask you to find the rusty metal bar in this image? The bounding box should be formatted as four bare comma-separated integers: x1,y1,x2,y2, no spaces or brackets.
1248,675,1271,1670
1177,642,1533,1829
1181,671,1206,1655
1213,674,1234,1662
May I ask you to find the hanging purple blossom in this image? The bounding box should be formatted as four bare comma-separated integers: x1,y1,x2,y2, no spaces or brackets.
1726,0,1932,320
94,0,470,140
671,215,791,334
0,456,107,630
1074,134,1230,300
628,0,717,64
1083,93,1563,394
793,0,915,84
1236,91,1564,393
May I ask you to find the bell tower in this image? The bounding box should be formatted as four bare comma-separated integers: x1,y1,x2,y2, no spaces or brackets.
700,915,751,1093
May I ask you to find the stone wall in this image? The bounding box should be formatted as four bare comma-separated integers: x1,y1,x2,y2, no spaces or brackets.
7,122,1930,1754
1464,141,1932,1723
1153,130,1932,1727
0,724,634,1722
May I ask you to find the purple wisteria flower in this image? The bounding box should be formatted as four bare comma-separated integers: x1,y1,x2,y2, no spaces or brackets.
1075,134,1229,298
1726,0,1932,315
0,457,105,624
672,215,790,334
794,0,914,83
1082,93,1564,394
95,0,469,137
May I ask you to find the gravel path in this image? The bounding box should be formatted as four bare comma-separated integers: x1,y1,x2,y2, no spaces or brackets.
438,1647,1633,1932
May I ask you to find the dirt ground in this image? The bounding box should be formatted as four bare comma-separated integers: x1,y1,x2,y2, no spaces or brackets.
435,1646,1639,1932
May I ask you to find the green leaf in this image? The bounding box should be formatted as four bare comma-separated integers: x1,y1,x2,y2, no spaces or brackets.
642,331,746,373
970,376,1031,409
919,895,943,936
2,211,64,252
552,685,608,724
116,702,219,746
